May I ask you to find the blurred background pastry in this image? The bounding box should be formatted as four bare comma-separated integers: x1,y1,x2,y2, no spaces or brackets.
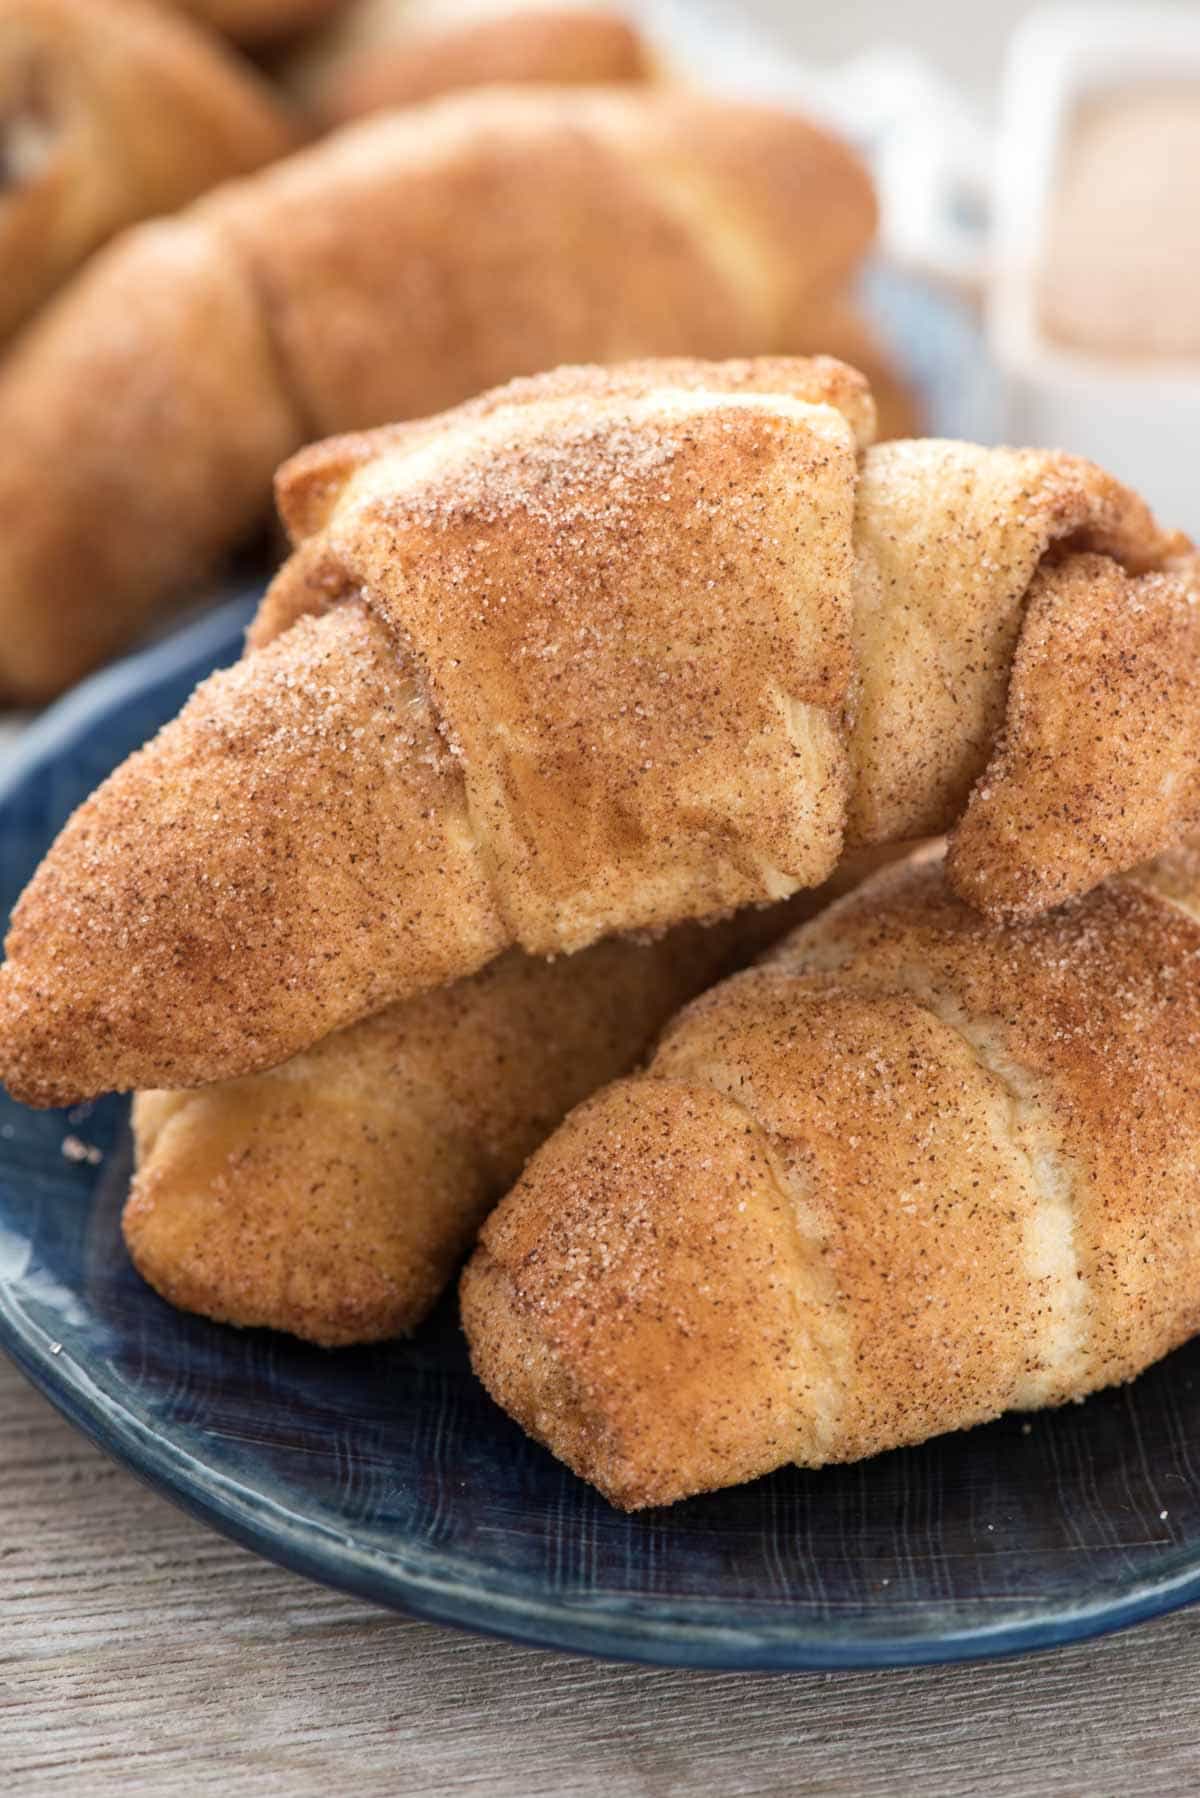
0,0,295,342
30,0,1200,705
0,86,910,699
286,2,654,123
0,0,941,699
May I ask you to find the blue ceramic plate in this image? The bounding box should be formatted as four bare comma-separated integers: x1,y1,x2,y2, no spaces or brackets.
5,603,1200,1671
2,295,1195,1670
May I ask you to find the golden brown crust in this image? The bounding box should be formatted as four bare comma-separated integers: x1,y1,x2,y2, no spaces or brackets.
245,530,358,648
1,600,509,1102
322,363,869,954
463,841,1200,1508
1,356,1195,1104
777,855,1200,1389
311,8,652,124
0,88,875,699
0,214,302,698
271,352,878,542
845,440,1186,849
0,0,294,344
124,895,819,1346
463,1077,814,1507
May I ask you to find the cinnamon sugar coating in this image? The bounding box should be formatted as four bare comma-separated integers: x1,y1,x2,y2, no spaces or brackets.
1,356,1195,1105
947,550,1200,916
125,892,820,1347
463,842,1200,1509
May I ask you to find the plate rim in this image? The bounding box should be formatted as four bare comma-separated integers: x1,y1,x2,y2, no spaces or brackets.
3,604,1200,1672
9,1268,1200,1673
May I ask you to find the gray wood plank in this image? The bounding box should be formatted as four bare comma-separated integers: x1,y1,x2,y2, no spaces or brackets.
3,1355,1200,1796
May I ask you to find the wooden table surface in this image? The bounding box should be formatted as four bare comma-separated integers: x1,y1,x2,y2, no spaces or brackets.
5,1352,1200,1794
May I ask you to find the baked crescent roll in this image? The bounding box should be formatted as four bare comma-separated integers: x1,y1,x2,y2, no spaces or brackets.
0,86,876,700
0,0,295,344
124,897,813,1346
2,357,1196,1107
462,841,1200,1509
123,575,889,1348
292,4,652,124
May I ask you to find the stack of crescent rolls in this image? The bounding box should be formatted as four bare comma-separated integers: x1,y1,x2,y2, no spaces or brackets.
4,351,1200,1510
5,0,1196,1525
